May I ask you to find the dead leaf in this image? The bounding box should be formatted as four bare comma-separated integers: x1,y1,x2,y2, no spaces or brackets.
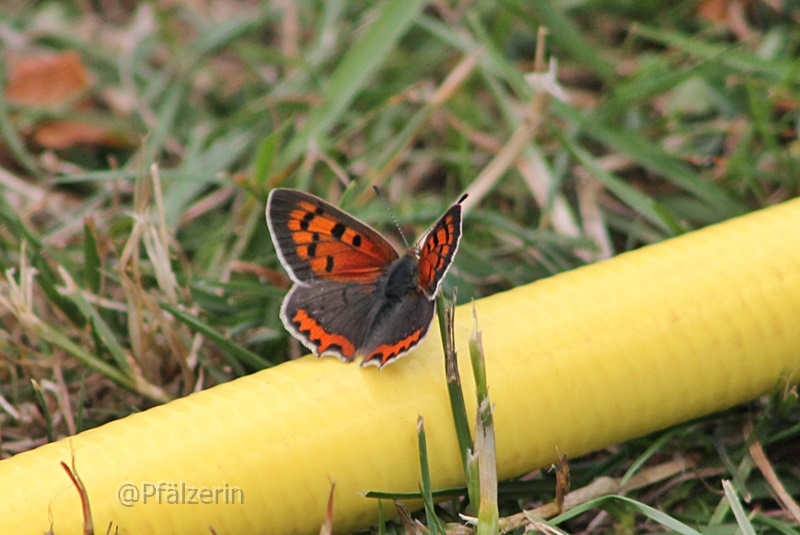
34,119,128,149
6,51,91,108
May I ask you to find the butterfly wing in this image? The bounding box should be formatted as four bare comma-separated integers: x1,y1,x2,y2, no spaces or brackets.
362,196,467,368
269,189,466,369
360,293,435,368
416,196,465,299
281,279,384,362
267,189,399,283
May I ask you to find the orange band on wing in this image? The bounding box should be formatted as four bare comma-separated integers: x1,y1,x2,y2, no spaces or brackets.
287,203,365,251
292,309,356,359
285,201,393,281
418,212,458,291
364,329,424,367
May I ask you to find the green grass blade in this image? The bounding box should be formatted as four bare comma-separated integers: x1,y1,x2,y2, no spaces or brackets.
470,313,498,534
556,131,675,235
436,292,473,474
253,129,283,189
620,427,681,486
281,0,427,164
30,379,54,443
75,377,86,433
0,195,45,250
722,480,757,535
27,249,85,328
417,416,446,535
39,323,169,403
56,268,135,376
375,499,385,535
634,25,800,83
143,15,267,108
601,59,708,117
553,99,749,219
136,81,187,173
753,513,800,535
162,130,255,226
0,207,85,327
82,218,102,294
160,301,272,370
524,0,616,83
553,495,704,535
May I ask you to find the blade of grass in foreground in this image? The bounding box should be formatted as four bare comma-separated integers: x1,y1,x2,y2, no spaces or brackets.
619,427,682,487
722,480,758,535
61,453,94,535
375,500,386,535
437,290,480,516
417,416,447,535
469,310,499,535
552,495,703,535
319,482,335,535
363,487,465,501
436,292,472,472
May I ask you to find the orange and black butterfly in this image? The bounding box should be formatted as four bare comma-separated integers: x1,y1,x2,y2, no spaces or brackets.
266,189,466,368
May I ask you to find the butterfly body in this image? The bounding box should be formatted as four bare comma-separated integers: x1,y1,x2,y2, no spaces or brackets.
266,188,464,368
384,253,419,300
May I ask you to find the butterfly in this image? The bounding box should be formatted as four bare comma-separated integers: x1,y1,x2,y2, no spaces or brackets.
266,188,466,368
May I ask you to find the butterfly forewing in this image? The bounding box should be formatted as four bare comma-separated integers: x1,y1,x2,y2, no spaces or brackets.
267,189,399,283
417,203,463,298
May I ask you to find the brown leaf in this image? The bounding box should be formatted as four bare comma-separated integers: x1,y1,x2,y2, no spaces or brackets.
697,0,728,23
34,120,128,149
5,51,91,108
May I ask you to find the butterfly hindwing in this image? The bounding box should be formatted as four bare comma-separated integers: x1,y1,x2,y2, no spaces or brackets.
360,292,435,368
267,189,399,284
281,279,384,362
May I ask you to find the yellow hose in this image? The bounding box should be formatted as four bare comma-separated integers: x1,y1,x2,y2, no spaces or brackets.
2,198,800,534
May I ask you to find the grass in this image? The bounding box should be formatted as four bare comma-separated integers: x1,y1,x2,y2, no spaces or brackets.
1,0,800,533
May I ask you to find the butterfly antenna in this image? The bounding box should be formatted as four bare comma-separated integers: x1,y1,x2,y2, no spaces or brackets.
372,185,410,248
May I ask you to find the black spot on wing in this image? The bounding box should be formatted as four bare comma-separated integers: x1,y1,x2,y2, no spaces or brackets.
331,223,346,239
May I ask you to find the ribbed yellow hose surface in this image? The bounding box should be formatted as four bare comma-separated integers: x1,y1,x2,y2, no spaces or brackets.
3,199,800,534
